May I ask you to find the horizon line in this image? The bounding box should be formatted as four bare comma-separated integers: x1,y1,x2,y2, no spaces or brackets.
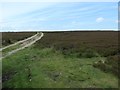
1,29,119,32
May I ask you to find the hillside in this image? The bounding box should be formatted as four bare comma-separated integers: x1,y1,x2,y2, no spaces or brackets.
2,31,119,88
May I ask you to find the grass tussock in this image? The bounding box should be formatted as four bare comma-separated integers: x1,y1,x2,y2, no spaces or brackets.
93,55,119,77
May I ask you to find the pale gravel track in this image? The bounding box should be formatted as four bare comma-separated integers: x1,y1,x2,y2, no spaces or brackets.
0,32,44,60
0,32,40,51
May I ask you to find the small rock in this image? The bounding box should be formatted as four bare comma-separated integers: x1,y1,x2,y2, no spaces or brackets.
29,79,32,82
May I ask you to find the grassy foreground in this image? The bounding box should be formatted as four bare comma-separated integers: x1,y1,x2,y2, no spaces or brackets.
2,45,118,88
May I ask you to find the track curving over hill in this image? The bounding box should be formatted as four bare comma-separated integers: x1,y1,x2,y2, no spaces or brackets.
0,32,44,59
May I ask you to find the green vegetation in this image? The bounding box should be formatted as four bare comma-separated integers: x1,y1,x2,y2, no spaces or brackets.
2,44,20,56
93,55,119,77
2,46,118,88
2,32,41,57
2,31,119,88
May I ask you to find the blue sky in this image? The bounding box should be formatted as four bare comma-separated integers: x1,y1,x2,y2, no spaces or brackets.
0,2,118,31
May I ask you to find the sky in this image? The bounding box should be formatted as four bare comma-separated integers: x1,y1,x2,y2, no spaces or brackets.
0,2,118,32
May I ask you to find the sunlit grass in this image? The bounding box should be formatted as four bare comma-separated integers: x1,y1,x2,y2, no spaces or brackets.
2,46,118,88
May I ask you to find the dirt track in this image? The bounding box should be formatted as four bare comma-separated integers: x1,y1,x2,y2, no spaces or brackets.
0,32,44,59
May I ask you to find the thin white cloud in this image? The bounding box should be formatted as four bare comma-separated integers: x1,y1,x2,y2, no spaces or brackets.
32,18,47,21
1,2,57,19
96,17,105,23
78,6,94,11
115,20,120,23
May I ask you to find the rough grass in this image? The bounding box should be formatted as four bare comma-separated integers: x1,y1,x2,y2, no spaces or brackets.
93,55,119,77
2,31,119,88
2,46,118,88
2,44,20,56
